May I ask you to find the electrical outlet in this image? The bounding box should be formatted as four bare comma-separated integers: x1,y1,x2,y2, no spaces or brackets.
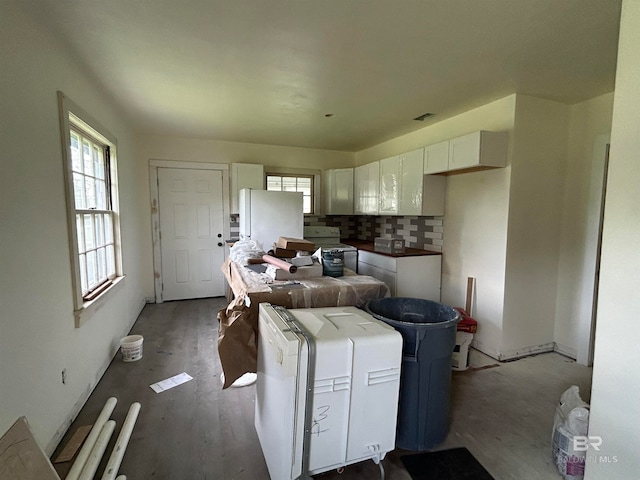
61,369,67,385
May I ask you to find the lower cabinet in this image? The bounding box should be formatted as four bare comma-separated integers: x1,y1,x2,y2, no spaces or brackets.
357,250,441,301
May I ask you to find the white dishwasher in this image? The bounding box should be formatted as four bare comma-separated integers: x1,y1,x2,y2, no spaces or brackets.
254,303,402,479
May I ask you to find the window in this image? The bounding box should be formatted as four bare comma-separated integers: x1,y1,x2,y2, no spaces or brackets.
266,174,314,213
58,92,122,324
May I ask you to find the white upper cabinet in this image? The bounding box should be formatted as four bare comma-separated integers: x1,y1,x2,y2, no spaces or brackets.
354,161,380,215
230,163,264,214
398,148,424,215
323,168,354,215
448,131,508,172
423,140,450,174
379,156,401,215
379,149,427,216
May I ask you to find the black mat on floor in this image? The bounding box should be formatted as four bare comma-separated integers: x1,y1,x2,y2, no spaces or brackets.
401,447,494,480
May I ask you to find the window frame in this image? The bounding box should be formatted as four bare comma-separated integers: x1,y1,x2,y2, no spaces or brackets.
58,92,124,327
265,172,316,214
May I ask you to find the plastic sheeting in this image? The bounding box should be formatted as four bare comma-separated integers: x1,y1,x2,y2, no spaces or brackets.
217,258,390,388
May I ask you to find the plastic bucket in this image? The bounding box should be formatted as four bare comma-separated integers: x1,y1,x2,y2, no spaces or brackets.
322,249,344,277
365,297,460,450
120,335,143,362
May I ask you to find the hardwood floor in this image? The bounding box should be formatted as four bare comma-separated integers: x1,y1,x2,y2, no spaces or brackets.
51,298,592,480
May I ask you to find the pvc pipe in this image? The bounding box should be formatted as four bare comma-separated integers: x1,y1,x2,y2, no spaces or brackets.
79,420,116,480
66,397,117,480
101,402,141,480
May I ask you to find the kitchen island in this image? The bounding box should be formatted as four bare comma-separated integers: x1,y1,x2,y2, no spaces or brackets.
217,258,390,388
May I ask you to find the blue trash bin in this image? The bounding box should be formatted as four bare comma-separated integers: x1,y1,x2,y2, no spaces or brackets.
365,297,460,451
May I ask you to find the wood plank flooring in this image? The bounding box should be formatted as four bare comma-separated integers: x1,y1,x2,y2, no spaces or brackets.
51,298,592,480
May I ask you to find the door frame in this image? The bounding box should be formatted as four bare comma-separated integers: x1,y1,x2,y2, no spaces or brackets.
576,134,610,365
149,160,230,303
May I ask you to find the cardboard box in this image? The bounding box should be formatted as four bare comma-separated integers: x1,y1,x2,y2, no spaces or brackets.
374,237,405,254
277,237,316,252
454,307,478,333
0,417,61,480
270,244,297,258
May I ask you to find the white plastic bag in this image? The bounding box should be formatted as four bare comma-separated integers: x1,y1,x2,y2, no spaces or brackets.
229,239,264,265
552,386,590,480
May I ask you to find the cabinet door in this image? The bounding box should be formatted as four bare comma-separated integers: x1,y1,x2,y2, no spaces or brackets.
364,161,380,215
324,168,354,215
231,163,264,213
449,132,482,170
354,164,367,215
379,156,400,215
398,148,424,215
448,131,508,171
424,140,450,174
357,261,397,297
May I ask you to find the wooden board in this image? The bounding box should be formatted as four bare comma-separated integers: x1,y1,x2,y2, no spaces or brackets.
52,424,92,463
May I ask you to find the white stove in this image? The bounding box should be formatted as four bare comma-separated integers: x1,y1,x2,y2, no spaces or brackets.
303,226,358,272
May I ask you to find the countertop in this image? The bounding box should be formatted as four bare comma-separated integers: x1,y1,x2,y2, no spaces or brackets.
341,239,442,257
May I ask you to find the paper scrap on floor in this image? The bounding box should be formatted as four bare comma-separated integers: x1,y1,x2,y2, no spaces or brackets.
150,372,193,393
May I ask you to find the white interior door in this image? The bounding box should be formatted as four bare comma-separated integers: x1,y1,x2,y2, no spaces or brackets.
158,167,225,301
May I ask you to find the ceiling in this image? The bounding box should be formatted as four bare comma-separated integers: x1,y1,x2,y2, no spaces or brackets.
21,0,621,152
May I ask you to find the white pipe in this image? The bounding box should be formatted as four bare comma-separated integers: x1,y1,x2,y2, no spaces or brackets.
79,420,116,480
66,397,117,480
115,477,126,480
101,402,141,480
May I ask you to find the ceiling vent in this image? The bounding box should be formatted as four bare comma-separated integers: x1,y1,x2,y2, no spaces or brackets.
413,112,435,121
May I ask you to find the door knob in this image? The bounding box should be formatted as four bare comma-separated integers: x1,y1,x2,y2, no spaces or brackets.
218,242,223,247
217,233,222,238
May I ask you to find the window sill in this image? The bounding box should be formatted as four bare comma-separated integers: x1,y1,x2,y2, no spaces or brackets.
74,275,126,328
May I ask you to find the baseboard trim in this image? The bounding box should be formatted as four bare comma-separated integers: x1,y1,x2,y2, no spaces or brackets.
45,296,146,455
470,338,501,361
553,342,577,360
497,342,555,361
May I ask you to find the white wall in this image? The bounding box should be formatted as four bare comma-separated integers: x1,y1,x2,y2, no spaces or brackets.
356,96,517,357
137,134,354,170
0,3,149,453
586,1,640,477
501,95,570,357
555,93,614,361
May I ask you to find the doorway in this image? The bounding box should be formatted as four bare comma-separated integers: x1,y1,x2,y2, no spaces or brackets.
150,160,230,303
577,134,610,365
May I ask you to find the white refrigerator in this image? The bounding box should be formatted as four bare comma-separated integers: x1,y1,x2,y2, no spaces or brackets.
238,189,304,251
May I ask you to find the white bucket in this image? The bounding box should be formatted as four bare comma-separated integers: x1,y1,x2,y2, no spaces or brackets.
452,331,473,371
120,335,144,362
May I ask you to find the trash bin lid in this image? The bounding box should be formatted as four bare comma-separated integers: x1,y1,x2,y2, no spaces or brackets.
365,297,460,329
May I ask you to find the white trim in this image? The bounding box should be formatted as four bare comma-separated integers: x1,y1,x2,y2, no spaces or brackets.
149,159,231,303
496,342,555,361
576,133,611,366
74,276,126,327
58,91,123,324
149,159,230,171
469,338,501,361
554,341,577,360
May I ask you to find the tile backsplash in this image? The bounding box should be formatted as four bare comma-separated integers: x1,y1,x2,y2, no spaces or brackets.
230,213,444,252
305,215,444,252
